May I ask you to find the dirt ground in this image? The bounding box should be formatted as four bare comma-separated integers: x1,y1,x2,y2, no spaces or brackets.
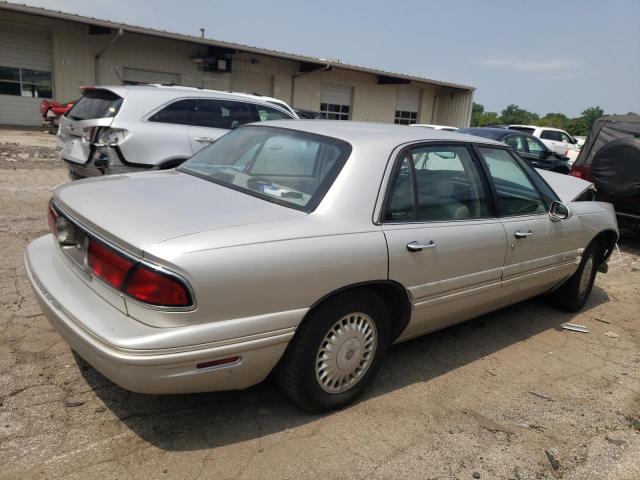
0,129,638,480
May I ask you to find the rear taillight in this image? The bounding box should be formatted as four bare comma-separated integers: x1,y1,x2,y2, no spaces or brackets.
82,127,97,142
88,239,134,289
87,238,191,307
97,127,129,146
570,164,593,181
47,200,58,235
124,265,190,307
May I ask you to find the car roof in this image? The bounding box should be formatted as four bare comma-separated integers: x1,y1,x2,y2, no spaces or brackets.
509,124,567,133
459,127,510,140
87,85,293,108
250,120,505,148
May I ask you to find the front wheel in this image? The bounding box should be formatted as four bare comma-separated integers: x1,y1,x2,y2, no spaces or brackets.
275,290,390,413
551,243,599,312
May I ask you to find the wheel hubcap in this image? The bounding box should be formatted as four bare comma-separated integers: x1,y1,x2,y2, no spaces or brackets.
579,254,594,297
316,312,377,394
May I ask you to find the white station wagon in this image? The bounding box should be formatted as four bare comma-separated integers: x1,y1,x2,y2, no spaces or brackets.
26,122,618,412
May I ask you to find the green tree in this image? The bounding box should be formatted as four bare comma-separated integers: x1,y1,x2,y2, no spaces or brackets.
566,117,589,137
500,104,539,125
538,112,569,129
581,106,604,128
478,111,499,126
471,102,484,127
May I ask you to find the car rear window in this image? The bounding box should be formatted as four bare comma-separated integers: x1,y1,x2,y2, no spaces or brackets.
67,89,123,121
179,126,351,212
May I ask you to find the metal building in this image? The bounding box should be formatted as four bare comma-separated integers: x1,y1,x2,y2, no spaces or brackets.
0,2,475,127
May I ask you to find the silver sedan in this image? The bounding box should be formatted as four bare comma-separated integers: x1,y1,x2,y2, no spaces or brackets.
25,121,618,412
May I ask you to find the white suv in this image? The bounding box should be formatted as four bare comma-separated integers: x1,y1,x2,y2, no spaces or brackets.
57,85,298,179
507,125,580,162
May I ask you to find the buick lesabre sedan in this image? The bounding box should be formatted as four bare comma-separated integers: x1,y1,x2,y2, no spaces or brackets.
26,121,618,412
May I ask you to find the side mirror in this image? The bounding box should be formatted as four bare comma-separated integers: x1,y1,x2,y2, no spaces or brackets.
549,201,571,222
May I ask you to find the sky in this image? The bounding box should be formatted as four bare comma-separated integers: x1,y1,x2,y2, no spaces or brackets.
14,0,640,117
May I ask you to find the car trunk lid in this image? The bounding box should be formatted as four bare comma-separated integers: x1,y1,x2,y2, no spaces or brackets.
53,170,307,253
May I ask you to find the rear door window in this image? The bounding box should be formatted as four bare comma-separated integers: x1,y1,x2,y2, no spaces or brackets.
192,100,253,129
503,135,525,152
67,90,123,120
384,145,490,222
540,130,563,141
148,99,196,125
525,136,547,156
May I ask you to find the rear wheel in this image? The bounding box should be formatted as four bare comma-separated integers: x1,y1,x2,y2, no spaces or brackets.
275,290,390,412
551,243,599,312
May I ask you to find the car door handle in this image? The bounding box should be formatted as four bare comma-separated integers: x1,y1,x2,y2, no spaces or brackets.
514,230,534,239
407,240,436,252
194,137,215,143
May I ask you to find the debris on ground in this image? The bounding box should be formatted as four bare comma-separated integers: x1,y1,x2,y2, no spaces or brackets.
545,448,561,470
561,322,589,333
463,409,514,438
605,435,627,447
604,331,621,338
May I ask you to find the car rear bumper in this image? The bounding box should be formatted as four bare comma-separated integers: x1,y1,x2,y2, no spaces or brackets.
25,235,295,394
63,146,152,179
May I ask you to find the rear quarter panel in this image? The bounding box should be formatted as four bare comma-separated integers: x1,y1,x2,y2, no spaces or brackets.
141,226,389,330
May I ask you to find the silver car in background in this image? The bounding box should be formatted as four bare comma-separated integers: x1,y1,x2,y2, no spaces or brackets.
27,122,618,412
57,85,297,179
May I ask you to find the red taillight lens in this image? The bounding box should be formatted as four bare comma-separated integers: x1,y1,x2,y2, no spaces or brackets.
88,239,134,289
570,164,593,181
48,201,58,235
124,265,190,307
87,238,192,307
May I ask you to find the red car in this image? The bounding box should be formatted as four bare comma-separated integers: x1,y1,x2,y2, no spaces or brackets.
40,99,74,133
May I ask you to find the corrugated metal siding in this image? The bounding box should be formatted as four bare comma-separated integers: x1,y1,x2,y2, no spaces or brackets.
0,9,474,127
123,68,180,84
230,71,274,96
434,91,473,127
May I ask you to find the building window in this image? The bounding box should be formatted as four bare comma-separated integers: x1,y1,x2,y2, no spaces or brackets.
320,103,350,120
0,66,52,98
394,110,417,125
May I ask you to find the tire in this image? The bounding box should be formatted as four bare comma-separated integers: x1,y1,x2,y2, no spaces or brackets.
551,242,599,312
275,289,390,413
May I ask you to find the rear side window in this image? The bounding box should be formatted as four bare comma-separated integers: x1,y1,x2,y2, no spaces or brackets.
68,90,123,121
254,104,293,121
384,145,490,222
540,130,563,141
525,136,546,155
192,100,253,129
504,135,525,152
148,99,195,125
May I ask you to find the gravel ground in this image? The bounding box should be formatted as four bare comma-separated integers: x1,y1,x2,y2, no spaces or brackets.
0,129,639,480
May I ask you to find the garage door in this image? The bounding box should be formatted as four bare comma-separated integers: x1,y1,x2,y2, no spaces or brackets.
395,86,420,124
320,83,352,120
230,71,274,97
123,68,180,85
0,21,53,126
